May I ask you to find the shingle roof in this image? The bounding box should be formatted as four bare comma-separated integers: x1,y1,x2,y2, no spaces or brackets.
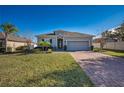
0,32,31,42
54,30,94,37
36,30,95,37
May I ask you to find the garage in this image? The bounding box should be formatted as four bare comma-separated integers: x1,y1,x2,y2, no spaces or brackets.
67,41,90,51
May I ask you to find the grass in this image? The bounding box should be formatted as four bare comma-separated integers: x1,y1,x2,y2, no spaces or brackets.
0,53,93,87
102,50,124,57
93,48,124,57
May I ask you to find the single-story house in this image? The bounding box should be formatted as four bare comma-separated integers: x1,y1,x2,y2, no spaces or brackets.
0,32,35,52
36,30,94,51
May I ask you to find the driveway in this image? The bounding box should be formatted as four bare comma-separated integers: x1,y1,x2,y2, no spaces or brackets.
70,51,124,87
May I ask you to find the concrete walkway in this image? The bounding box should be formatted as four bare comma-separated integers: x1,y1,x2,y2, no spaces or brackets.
70,51,124,87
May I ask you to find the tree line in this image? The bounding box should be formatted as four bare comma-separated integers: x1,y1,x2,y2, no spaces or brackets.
101,22,124,41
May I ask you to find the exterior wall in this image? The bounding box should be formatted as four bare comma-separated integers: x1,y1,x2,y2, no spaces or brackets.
7,41,28,51
37,35,93,49
37,36,57,47
45,38,56,47
37,38,41,44
7,41,27,48
52,38,57,47
93,42,124,50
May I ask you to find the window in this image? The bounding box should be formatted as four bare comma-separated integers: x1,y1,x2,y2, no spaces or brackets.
42,39,44,41
50,39,52,44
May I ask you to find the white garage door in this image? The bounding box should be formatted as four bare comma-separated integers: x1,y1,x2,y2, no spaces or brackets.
67,41,89,51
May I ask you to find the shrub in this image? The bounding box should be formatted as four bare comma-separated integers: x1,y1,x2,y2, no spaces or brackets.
64,45,67,51
47,49,52,53
32,49,41,54
52,47,56,51
7,47,13,52
39,41,51,47
39,41,51,51
93,48,101,52
0,47,5,53
16,46,28,51
91,46,94,51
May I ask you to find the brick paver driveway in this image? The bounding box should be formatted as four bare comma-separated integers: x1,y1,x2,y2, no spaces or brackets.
70,51,124,87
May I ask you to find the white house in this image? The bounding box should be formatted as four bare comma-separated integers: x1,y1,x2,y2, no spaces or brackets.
36,30,94,51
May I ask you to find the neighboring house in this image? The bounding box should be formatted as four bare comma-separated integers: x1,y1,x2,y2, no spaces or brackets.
36,30,94,51
0,32,34,52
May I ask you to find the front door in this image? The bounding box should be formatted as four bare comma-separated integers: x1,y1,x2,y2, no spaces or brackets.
57,39,63,49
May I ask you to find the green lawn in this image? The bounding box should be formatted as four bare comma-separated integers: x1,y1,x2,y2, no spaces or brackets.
102,50,124,57
93,48,124,57
0,53,93,87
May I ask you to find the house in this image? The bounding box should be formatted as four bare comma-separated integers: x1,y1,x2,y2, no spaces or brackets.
0,32,34,52
36,30,94,51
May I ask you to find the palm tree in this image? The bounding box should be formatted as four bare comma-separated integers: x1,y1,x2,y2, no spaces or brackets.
0,23,18,52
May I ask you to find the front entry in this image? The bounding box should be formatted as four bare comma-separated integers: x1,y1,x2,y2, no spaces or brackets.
57,38,63,49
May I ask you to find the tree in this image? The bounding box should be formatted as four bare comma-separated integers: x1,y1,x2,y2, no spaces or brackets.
101,30,117,40
101,30,116,49
0,23,18,52
39,41,51,51
115,23,124,41
101,30,109,38
101,22,124,42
